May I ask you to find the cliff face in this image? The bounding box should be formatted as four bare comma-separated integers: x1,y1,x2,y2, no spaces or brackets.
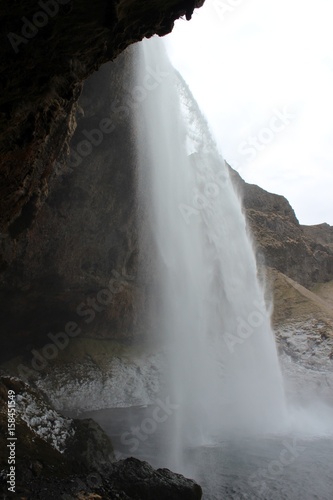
0,0,204,236
227,167,333,405
0,0,206,362
301,223,333,251
229,166,333,287
0,52,147,362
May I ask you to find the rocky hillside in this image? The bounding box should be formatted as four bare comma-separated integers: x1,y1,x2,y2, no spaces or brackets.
265,267,333,406
302,223,333,251
227,166,333,407
229,166,333,287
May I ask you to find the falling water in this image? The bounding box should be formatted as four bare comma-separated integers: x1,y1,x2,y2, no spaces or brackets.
134,37,287,471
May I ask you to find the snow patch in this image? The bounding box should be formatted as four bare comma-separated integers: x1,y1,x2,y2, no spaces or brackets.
277,319,333,371
267,319,333,436
16,392,74,452
35,353,164,413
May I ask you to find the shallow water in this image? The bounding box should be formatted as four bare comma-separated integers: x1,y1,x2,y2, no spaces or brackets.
189,437,333,500
80,406,333,500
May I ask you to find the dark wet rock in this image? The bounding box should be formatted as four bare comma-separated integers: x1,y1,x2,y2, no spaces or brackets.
0,375,202,499
66,418,116,471
107,457,203,500
0,0,205,234
0,53,144,362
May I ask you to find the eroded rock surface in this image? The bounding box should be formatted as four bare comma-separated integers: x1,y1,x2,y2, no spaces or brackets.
0,52,145,361
229,166,333,287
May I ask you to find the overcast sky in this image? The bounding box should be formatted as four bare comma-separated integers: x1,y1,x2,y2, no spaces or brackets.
165,0,333,225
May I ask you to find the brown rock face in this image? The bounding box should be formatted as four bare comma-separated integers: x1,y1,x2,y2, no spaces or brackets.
0,0,204,235
229,165,333,287
0,53,145,361
0,1,205,361
301,223,333,251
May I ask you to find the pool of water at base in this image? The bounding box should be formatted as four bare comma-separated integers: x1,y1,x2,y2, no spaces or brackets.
77,406,333,500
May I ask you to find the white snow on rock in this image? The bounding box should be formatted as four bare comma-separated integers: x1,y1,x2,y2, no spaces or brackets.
276,319,333,411
32,320,333,427
276,319,333,371
16,391,74,452
35,353,163,413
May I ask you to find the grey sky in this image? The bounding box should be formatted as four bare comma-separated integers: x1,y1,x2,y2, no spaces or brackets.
166,0,333,225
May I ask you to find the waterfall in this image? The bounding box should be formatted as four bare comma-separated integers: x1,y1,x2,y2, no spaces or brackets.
134,37,287,471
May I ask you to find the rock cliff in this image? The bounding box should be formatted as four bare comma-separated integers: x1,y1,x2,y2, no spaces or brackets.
229,166,333,287
0,54,143,363
0,0,204,235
